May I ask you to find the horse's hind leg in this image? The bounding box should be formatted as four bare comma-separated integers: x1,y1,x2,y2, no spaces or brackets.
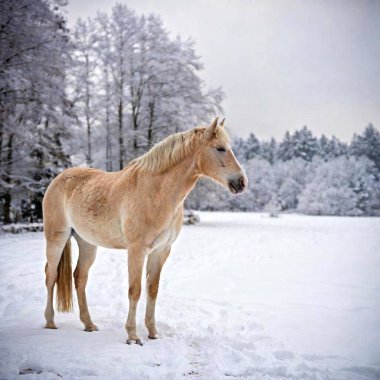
44,230,71,329
73,233,98,332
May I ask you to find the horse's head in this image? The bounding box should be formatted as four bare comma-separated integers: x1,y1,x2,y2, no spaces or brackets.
196,117,248,194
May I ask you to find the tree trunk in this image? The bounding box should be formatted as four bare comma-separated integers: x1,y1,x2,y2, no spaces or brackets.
85,54,92,166
104,69,112,171
2,132,14,224
31,121,46,222
147,101,155,148
132,106,138,154
131,79,144,157
0,113,3,171
118,99,124,170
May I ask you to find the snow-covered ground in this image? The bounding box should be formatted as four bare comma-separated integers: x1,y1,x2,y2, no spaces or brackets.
0,212,379,380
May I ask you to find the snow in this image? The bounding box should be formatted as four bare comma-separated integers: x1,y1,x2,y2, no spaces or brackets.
0,212,379,380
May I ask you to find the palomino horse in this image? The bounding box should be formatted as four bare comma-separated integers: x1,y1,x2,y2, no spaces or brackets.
43,117,247,345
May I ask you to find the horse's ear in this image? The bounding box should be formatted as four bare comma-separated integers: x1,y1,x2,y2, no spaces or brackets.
203,117,219,141
220,118,225,127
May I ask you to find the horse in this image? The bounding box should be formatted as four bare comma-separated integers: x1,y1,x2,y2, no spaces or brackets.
43,117,247,345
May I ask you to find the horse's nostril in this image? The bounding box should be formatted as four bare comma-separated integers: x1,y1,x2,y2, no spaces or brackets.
228,176,247,194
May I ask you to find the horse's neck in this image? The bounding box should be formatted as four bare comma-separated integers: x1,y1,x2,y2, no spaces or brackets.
150,154,199,208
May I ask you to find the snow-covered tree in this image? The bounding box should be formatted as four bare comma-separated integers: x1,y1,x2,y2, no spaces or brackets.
277,131,294,161
70,18,99,166
243,133,261,161
244,158,276,210
75,5,224,169
95,12,115,171
297,156,379,216
350,123,380,172
260,138,277,164
0,0,72,223
319,135,347,160
272,158,313,209
277,127,319,162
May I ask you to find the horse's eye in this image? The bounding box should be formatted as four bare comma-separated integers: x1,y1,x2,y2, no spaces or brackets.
216,146,226,152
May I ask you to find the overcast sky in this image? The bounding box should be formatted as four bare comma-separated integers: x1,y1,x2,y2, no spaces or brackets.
66,0,380,141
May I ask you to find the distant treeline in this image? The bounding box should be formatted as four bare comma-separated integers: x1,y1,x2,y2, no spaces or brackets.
186,124,380,216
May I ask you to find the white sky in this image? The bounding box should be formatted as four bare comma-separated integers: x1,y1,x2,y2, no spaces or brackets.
66,0,380,141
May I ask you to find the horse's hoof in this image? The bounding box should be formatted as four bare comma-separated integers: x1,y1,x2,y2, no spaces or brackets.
148,333,159,339
127,339,143,346
44,322,57,329
84,325,98,332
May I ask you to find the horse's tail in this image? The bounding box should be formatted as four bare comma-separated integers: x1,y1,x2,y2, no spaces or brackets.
56,238,73,313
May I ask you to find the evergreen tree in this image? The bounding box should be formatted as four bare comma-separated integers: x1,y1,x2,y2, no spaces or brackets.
232,137,246,164
350,124,380,172
319,134,329,160
260,138,277,163
277,131,294,161
291,126,320,161
277,127,319,162
244,133,261,160
320,135,347,160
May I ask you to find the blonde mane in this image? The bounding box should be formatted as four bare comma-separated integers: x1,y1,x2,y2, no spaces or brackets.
128,126,230,174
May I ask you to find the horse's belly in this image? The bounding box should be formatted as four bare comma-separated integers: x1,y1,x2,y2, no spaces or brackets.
70,217,127,249
77,229,126,249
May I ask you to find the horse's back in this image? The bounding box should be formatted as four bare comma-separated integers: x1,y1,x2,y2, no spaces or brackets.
48,167,105,190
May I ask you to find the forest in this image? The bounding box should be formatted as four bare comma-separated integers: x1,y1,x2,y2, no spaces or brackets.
1,0,379,224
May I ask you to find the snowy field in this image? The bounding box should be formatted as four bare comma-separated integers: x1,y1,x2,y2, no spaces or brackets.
0,212,379,380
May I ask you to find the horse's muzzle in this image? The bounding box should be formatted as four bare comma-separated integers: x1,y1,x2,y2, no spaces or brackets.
228,176,247,194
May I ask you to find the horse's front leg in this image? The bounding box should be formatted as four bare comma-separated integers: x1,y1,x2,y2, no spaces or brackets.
145,245,171,339
126,244,146,345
